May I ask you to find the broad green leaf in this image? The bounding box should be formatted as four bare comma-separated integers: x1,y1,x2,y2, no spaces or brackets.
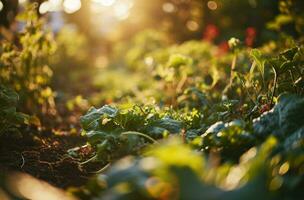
80,105,118,131
147,117,183,136
86,130,109,144
253,94,304,138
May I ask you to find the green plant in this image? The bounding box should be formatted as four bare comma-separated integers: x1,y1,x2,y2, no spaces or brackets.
0,4,56,116
0,86,29,137
74,93,304,200
79,104,184,164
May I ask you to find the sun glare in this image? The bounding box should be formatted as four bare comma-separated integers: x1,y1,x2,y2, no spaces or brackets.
38,0,82,14
92,0,116,7
0,1,3,12
39,1,50,14
36,0,133,20
113,1,132,19
18,0,27,4
63,0,82,14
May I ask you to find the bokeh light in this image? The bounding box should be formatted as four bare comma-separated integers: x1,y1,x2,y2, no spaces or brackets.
49,0,63,11
207,1,218,10
114,1,132,20
18,0,27,4
186,20,199,31
63,0,81,14
0,1,3,12
37,0,82,14
92,0,116,6
39,2,50,14
162,2,175,13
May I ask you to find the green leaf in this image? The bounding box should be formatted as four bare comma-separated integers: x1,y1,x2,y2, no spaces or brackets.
283,126,304,150
0,86,19,107
250,49,265,79
86,130,109,145
147,117,183,136
80,105,118,131
167,54,192,68
280,47,299,61
253,94,304,138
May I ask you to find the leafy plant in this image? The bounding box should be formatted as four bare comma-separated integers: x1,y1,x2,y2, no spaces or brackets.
73,26,304,199
0,4,56,116
80,104,184,163
0,86,29,137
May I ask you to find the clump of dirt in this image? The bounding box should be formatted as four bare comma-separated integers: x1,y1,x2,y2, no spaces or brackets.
0,130,102,189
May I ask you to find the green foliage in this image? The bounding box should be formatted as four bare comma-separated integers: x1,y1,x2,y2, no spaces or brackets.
253,94,304,139
0,86,29,137
75,28,304,199
102,38,224,106
1,2,304,200
80,104,186,163
251,49,266,79
51,27,92,98
75,131,304,200
268,0,304,36
0,4,56,115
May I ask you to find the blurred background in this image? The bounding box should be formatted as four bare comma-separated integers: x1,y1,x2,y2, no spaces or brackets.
0,0,302,126
1,0,283,44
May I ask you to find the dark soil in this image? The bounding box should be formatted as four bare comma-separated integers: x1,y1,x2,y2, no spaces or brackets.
0,129,102,189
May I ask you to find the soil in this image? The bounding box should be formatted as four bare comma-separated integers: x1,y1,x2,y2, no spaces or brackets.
0,128,102,189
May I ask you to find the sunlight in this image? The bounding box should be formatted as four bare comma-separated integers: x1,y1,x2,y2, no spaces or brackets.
38,0,81,14
91,0,133,20
113,2,131,20
2,1,302,199
34,0,133,25
48,0,62,11
39,1,50,14
0,1,3,12
18,0,27,4
90,0,134,36
38,0,62,14
92,0,116,7
63,0,81,14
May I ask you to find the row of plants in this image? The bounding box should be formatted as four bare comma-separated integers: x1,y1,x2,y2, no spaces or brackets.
0,2,303,200
69,30,304,199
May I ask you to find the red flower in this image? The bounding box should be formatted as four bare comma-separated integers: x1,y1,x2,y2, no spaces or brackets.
246,27,257,37
216,41,229,55
203,24,219,42
245,27,257,47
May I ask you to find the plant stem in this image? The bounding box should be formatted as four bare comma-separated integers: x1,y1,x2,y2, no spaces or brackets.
80,155,97,165
92,163,111,174
223,54,237,95
176,74,188,93
270,67,278,107
229,54,237,87
122,131,159,144
289,70,297,93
